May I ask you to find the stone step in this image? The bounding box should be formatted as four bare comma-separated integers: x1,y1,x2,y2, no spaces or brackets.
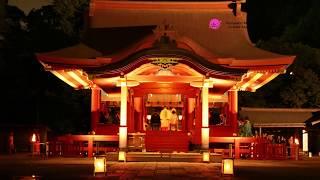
103,152,222,162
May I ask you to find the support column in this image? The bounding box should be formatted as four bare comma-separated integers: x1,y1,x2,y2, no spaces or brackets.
128,89,134,133
187,98,195,131
88,137,93,158
201,80,210,150
228,90,238,135
119,78,127,161
91,85,101,133
134,97,142,132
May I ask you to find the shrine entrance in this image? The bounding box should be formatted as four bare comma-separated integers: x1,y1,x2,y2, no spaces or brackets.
144,93,184,131
130,82,200,152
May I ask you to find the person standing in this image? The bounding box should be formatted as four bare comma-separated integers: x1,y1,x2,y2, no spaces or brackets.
243,118,253,137
160,106,171,131
170,108,178,131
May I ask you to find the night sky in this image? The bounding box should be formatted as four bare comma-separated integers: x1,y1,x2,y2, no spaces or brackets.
8,0,52,14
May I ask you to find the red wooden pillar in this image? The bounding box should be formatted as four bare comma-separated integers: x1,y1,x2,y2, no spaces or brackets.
228,90,238,135
140,96,145,132
194,93,202,145
127,89,134,133
234,138,240,159
91,86,101,133
187,98,195,132
181,96,188,131
134,97,142,132
88,136,93,158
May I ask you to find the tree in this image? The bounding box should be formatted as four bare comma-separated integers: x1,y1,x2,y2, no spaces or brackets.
53,0,89,38
0,0,7,48
241,0,320,108
0,3,91,134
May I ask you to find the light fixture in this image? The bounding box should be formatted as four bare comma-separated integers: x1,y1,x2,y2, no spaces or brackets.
31,133,36,143
302,130,308,152
118,151,126,162
178,115,183,120
51,71,77,88
202,152,210,162
294,138,299,145
67,71,89,88
147,115,151,120
221,158,234,175
94,156,106,176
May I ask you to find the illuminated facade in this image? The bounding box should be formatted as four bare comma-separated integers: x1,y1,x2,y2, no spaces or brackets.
37,0,294,158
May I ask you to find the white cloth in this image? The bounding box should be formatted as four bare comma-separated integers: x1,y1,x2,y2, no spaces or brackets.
170,114,178,125
160,108,172,128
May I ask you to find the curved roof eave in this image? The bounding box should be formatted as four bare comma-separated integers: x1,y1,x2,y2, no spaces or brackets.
84,47,246,81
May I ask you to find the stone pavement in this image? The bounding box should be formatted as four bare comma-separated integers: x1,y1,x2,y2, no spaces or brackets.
0,154,228,179
103,162,224,179
2,154,320,179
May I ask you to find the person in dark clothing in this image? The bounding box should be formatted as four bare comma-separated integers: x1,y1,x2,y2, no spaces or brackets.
150,112,161,130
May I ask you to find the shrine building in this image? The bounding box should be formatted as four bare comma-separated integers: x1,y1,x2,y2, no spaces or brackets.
36,0,294,160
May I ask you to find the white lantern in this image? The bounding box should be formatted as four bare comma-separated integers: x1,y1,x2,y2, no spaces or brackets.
118,151,126,162
94,156,106,176
202,151,210,162
221,158,234,175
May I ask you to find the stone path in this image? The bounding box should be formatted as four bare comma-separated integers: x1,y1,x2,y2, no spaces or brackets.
100,162,224,179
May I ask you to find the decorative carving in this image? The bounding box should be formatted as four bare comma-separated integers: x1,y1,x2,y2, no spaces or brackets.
148,57,181,70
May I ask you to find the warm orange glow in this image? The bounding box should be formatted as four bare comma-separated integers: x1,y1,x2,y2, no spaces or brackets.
120,81,127,126
228,90,238,114
295,138,299,145
240,73,263,90
302,130,308,152
203,152,210,162
209,94,228,102
31,133,36,143
202,81,209,127
94,157,106,174
252,73,279,90
91,87,100,112
51,71,77,88
134,97,142,112
222,159,234,175
67,71,89,88
119,127,127,149
118,151,126,162
188,98,195,113
201,127,210,149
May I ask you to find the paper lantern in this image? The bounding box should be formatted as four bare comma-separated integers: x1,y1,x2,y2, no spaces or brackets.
221,158,234,175
202,152,210,162
94,156,106,175
118,151,126,162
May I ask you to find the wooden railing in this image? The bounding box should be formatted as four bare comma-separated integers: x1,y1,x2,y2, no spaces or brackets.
209,137,300,160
